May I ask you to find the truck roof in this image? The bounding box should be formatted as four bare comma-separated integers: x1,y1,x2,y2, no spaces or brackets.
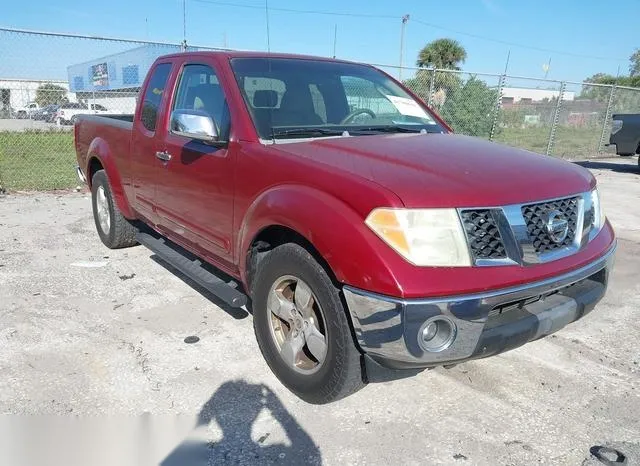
157,50,365,65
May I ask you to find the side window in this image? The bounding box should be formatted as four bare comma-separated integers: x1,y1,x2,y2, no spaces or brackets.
173,64,229,139
309,84,327,123
140,63,172,131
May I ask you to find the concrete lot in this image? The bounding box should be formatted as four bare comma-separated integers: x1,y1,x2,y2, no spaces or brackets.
0,118,71,132
0,158,639,465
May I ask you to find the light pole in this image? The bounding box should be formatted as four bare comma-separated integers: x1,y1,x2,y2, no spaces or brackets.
399,14,410,80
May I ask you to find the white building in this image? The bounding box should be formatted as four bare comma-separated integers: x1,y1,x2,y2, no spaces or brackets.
501,87,575,104
0,79,75,114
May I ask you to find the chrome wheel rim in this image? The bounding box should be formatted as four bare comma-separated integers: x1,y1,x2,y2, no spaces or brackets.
267,275,328,374
96,185,111,235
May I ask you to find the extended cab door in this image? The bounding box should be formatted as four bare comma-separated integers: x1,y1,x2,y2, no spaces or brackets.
130,62,173,224
154,61,236,265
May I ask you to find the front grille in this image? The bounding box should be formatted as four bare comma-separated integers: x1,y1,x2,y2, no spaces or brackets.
521,196,580,254
460,209,506,260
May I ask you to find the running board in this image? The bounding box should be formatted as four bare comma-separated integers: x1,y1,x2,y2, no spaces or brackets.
136,231,248,308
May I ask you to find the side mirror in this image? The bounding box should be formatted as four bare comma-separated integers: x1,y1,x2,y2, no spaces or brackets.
170,109,221,144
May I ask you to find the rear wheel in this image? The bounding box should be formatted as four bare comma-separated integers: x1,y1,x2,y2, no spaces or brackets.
252,243,365,404
91,170,137,249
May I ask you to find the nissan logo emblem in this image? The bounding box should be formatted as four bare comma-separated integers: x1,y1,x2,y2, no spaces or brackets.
545,211,569,244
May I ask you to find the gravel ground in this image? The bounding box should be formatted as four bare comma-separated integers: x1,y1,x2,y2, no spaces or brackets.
0,158,639,465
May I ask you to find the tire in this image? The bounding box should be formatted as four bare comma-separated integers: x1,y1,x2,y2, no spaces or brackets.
70,115,79,125
91,170,138,249
252,243,365,404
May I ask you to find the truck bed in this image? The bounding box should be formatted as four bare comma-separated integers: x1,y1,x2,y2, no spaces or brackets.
80,113,134,125
75,114,134,185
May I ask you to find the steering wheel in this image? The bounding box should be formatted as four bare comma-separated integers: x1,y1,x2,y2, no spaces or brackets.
340,108,376,124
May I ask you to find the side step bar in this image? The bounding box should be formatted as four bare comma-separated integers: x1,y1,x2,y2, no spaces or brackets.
136,231,248,308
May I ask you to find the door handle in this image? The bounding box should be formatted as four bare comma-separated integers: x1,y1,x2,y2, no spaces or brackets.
155,151,172,162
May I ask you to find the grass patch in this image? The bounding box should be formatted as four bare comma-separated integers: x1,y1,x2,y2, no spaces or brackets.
495,126,605,159
0,125,609,191
0,130,77,190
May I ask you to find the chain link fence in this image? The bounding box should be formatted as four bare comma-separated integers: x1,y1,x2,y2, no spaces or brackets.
1,28,640,191
393,66,640,159
0,28,217,191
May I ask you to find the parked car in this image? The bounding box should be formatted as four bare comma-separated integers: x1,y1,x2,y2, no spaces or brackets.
32,104,60,122
15,102,39,119
75,52,616,404
56,102,113,125
609,114,640,167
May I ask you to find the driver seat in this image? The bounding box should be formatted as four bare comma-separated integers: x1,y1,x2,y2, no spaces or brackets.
274,84,323,126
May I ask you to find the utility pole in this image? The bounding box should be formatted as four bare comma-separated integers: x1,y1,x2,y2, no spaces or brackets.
503,50,511,75
399,14,410,80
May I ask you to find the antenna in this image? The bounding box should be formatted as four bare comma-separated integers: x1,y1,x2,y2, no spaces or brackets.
265,0,271,52
332,24,337,58
543,57,551,79
399,14,410,80
181,0,187,51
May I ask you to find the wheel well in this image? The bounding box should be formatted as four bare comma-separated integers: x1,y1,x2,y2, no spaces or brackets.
246,225,337,294
87,158,104,187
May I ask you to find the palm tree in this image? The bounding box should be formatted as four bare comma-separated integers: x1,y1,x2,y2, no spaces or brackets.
416,38,467,70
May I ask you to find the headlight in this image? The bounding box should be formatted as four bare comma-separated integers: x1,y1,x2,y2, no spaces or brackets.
365,208,471,266
590,188,606,233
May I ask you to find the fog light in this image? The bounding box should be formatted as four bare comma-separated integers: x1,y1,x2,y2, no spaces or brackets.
422,321,438,341
419,317,456,352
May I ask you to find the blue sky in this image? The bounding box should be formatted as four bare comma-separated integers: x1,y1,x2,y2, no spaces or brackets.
1,0,638,82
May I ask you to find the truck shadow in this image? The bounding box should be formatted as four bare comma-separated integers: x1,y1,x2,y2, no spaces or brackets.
575,159,639,175
150,255,250,320
160,380,322,465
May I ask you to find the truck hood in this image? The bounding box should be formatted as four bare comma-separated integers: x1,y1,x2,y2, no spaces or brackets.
274,133,595,208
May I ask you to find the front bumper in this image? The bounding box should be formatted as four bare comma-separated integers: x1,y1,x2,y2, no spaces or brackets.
343,242,616,371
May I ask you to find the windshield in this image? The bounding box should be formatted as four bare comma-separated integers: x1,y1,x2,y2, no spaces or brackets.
230,57,446,140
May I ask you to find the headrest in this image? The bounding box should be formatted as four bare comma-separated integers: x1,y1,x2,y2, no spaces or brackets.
253,89,278,108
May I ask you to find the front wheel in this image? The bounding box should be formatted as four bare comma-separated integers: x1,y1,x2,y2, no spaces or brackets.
91,170,138,249
252,243,365,404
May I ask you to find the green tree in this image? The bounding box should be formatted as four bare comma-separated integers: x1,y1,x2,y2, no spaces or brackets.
35,83,69,107
439,76,498,137
630,48,640,77
581,73,640,103
403,69,463,103
416,38,467,70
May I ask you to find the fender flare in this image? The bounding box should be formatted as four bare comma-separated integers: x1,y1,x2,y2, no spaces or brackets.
237,184,402,296
86,137,134,218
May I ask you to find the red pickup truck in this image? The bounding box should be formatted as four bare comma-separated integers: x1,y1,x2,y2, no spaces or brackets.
75,51,616,404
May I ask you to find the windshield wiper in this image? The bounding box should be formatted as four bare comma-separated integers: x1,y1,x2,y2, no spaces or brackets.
271,128,348,139
351,125,425,134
